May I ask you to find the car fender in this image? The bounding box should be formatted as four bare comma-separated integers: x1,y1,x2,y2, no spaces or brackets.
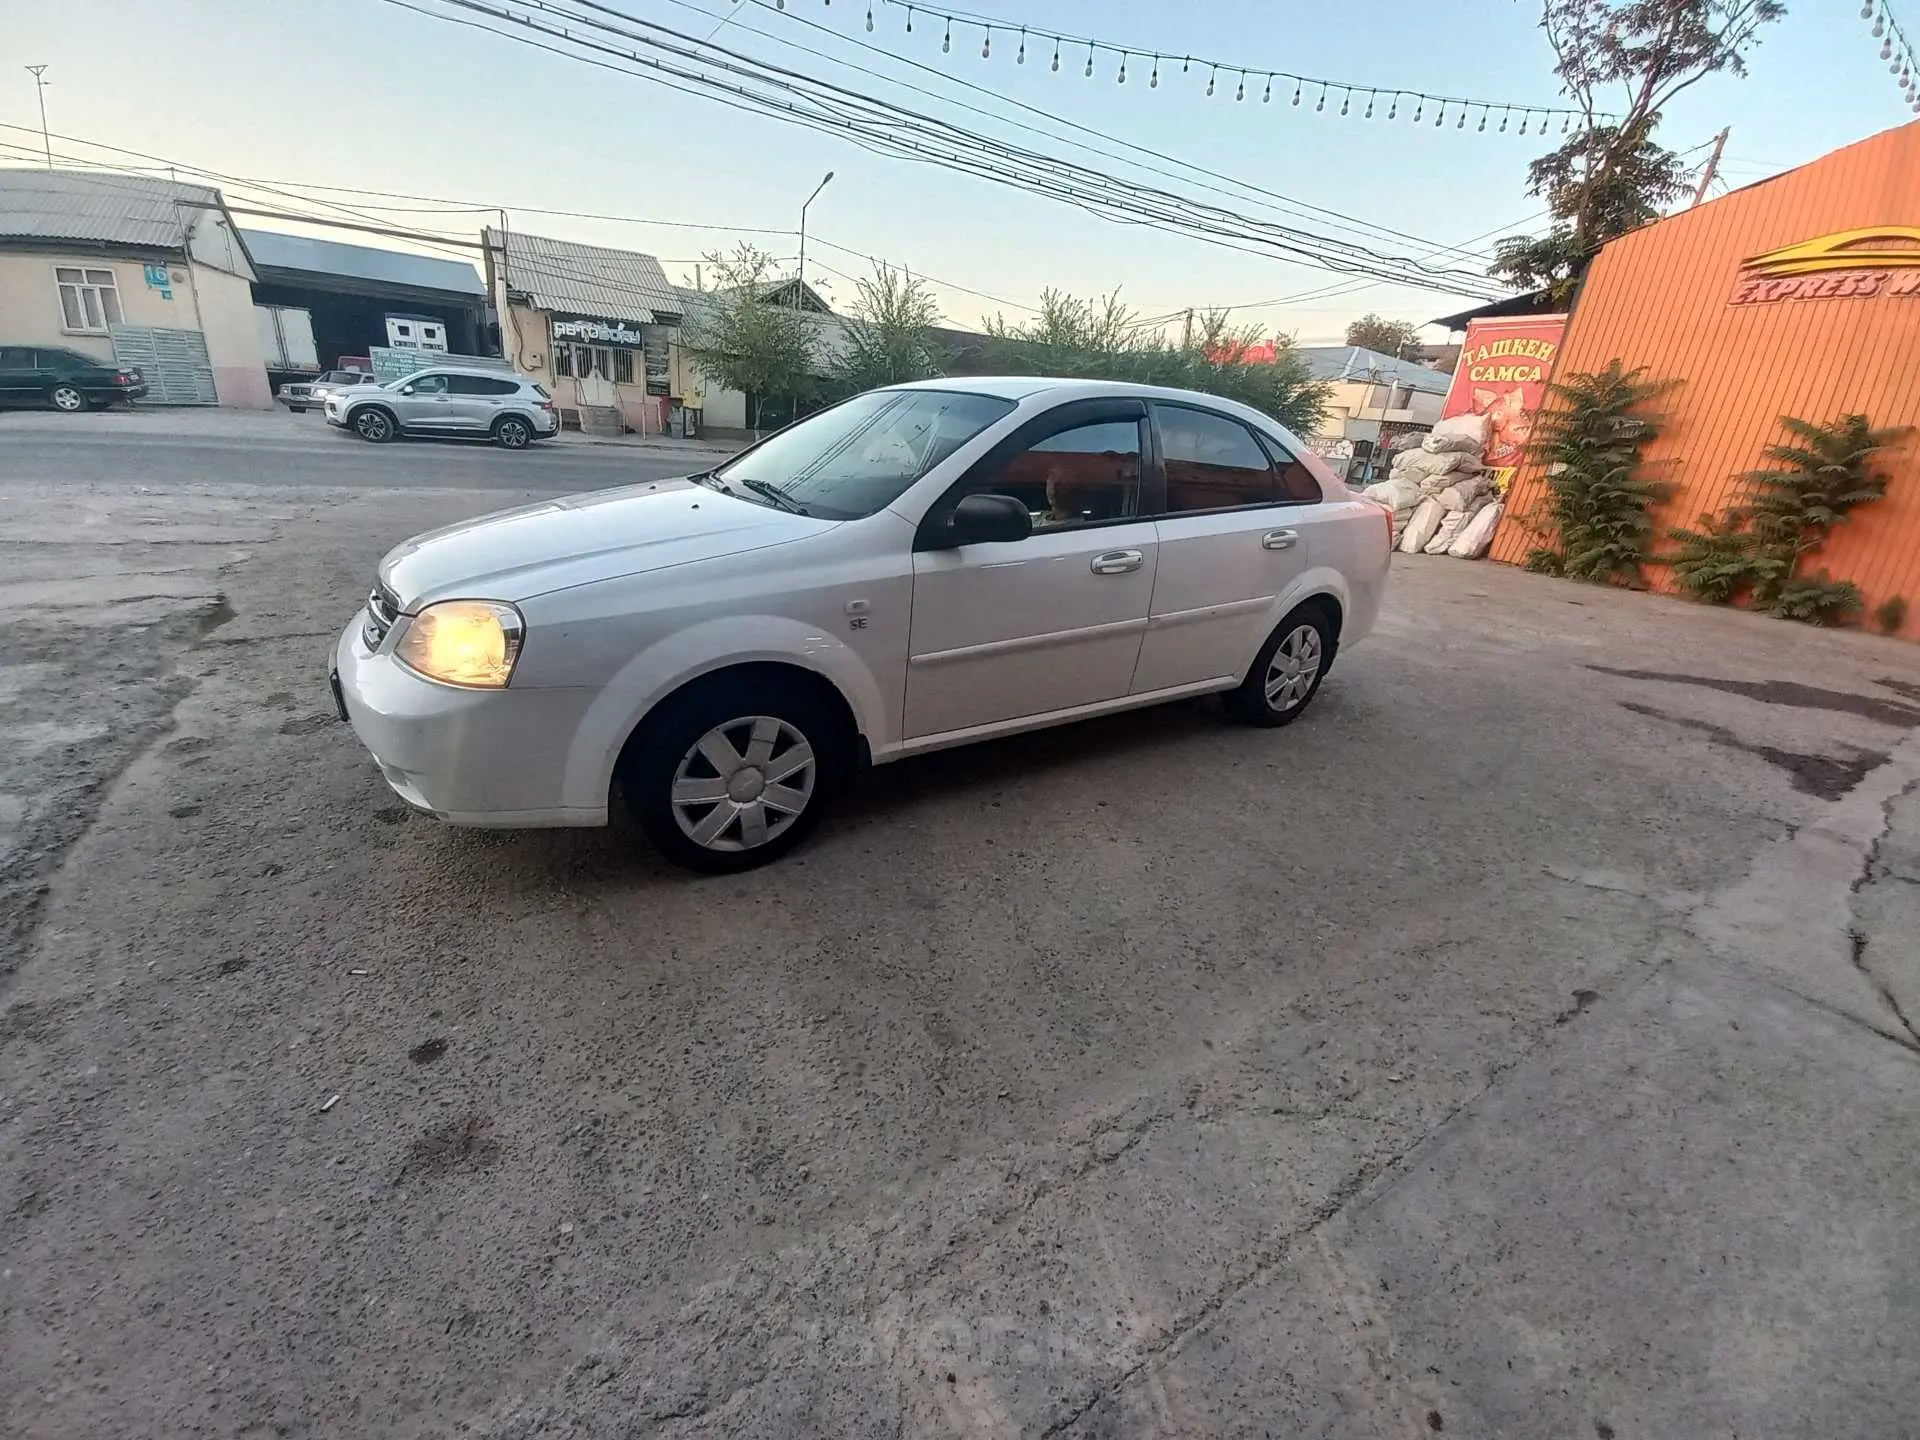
558,614,890,812
1233,565,1357,679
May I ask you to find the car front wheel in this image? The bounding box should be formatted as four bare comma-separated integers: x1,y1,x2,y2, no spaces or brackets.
1224,604,1333,727
352,408,396,443
493,415,532,449
48,384,87,413
624,674,847,873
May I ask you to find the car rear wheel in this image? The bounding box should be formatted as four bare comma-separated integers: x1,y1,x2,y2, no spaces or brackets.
623,675,848,873
493,415,532,449
352,408,396,443
48,384,86,413
1223,604,1333,727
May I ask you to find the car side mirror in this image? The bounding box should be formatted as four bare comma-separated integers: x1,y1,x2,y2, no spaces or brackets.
399,385,416,395
944,492,1032,547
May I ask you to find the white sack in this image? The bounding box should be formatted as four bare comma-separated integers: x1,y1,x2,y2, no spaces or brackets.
1426,410,1491,451
1448,501,1504,559
1362,476,1422,514
1395,448,1476,482
1398,497,1444,554
1424,509,1471,555
1438,473,1493,511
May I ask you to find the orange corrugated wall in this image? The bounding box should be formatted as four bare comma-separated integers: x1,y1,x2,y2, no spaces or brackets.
1489,120,1920,638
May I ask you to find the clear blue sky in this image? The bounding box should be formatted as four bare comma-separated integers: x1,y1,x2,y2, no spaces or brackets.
4,0,1911,340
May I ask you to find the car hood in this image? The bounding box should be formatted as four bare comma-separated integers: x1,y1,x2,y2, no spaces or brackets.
378,478,832,609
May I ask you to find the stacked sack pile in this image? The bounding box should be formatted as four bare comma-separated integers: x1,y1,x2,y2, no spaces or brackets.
1359,411,1505,560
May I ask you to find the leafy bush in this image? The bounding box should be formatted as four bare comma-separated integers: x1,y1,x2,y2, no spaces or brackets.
1664,412,1909,623
1768,572,1863,626
1667,510,1763,603
1873,595,1908,635
1520,360,1673,586
984,291,1330,436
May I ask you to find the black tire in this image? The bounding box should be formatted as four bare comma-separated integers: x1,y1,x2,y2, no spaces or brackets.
622,672,851,873
352,407,397,443
493,415,532,450
1223,602,1335,727
48,384,86,413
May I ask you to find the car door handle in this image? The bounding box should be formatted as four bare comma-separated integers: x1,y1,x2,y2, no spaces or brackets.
1262,529,1300,551
1090,549,1144,575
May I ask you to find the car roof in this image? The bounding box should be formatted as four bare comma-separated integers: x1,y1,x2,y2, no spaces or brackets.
406,366,531,381
879,376,1310,438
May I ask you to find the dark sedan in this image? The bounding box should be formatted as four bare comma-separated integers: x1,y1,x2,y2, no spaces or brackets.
0,345,148,411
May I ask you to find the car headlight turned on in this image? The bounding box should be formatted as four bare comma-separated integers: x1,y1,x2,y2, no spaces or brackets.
394,600,525,688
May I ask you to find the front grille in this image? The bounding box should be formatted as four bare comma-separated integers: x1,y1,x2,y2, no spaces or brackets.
363,583,400,651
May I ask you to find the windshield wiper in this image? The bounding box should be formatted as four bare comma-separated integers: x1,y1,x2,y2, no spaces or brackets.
735,477,811,516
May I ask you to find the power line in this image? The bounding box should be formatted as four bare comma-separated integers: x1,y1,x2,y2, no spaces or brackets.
387,0,1508,297
662,0,1515,267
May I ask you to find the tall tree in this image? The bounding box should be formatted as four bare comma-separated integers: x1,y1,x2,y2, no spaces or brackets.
679,244,818,432
984,290,1329,436
1343,314,1422,360
830,262,945,395
1492,0,1784,297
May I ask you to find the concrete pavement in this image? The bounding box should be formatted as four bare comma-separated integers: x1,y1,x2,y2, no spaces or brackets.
1,429,1917,1438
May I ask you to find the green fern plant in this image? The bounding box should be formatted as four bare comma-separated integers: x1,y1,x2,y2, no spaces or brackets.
1768,572,1864,626
1521,361,1674,587
1874,595,1909,635
1666,510,1764,603
1663,413,1908,622
1741,415,1909,574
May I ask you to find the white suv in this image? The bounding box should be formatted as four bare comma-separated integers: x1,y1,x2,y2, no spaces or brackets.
330,378,1391,870
326,366,559,449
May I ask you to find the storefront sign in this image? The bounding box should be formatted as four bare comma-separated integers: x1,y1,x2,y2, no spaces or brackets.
1729,227,1920,305
550,314,645,347
1440,313,1568,486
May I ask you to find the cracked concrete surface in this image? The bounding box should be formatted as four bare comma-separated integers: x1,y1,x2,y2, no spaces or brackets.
2,425,1919,1438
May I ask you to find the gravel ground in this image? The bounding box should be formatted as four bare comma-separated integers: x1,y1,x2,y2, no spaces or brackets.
2,424,1917,1438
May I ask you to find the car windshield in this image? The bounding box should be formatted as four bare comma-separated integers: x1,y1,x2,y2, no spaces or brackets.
714,389,1016,520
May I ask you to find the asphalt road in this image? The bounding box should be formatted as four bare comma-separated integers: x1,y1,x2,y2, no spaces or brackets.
0,408,709,492
3,422,1919,1439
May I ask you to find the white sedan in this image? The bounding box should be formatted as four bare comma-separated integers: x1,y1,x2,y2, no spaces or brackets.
330,379,1391,871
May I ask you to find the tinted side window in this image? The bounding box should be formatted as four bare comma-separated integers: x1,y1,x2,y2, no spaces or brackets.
408,374,449,395
984,419,1142,529
1159,406,1281,511
1255,431,1326,503
444,374,512,395
0,347,33,368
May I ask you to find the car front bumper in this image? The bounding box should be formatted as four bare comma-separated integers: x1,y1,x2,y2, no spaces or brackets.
332,611,606,826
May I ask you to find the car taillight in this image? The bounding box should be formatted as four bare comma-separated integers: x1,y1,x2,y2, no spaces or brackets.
538,399,554,411
115,372,136,384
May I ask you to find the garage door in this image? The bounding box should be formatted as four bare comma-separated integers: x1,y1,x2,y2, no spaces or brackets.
109,325,217,406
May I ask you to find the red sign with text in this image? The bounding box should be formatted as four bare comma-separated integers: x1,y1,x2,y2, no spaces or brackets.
1441,313,1568,485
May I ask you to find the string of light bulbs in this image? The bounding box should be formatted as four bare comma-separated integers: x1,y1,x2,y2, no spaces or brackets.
750,0,1606,136
1861,0,1920,113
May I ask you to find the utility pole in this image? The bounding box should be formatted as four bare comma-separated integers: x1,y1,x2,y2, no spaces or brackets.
1181,308,1194,349
25,66,51,168
1691,127,1731,208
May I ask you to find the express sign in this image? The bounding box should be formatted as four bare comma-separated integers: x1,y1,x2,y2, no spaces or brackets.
550,314,645,346
1730,227,1920,305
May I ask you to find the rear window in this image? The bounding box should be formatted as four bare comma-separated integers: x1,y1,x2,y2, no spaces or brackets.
532,383,551,399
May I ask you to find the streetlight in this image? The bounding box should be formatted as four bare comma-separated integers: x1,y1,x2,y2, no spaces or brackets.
796,170,833,307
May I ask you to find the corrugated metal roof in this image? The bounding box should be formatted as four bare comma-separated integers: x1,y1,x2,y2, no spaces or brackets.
0,168,221,248
241,228,485,297
490,228,683,323
1296,345,1453,395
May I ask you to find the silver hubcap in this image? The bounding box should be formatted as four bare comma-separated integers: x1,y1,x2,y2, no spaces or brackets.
358,413,389,439
1264,625,1323,711
671,715,815,852
52,388,82,411
500,422,527,447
